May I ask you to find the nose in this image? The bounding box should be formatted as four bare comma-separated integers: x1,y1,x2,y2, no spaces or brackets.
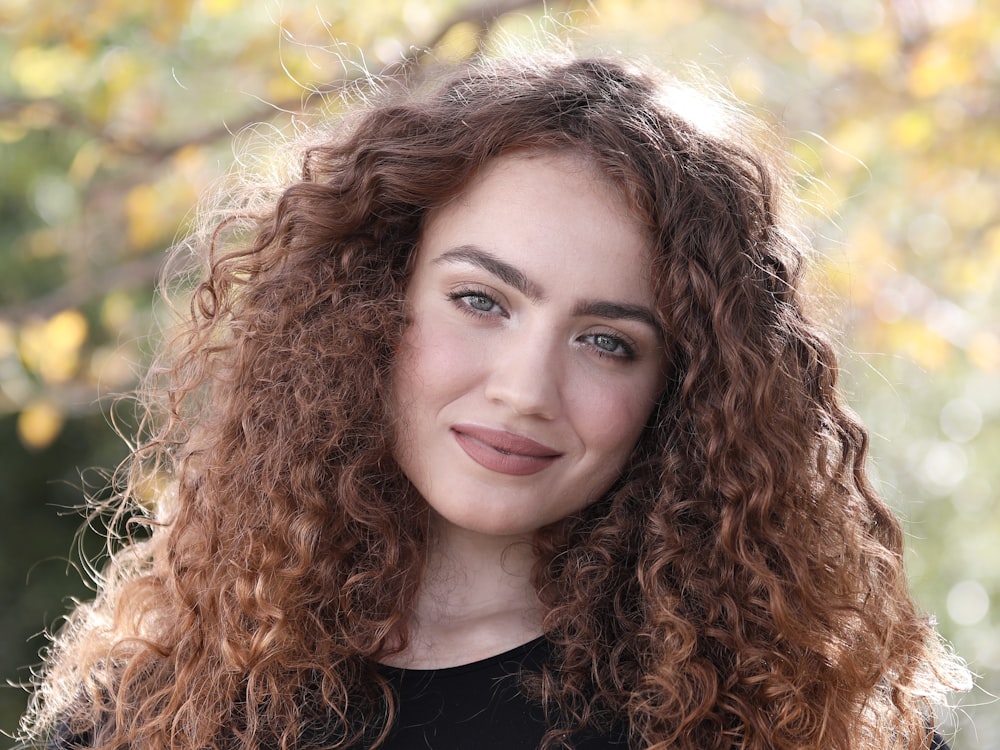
483,327,562,420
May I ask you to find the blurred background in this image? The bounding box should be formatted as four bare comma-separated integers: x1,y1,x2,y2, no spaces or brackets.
1,0,997,746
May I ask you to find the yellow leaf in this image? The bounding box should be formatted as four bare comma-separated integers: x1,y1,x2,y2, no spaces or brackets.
889,110,934,151
827,117,880,174
19,309,89,384
850,29,898,76
47,309,88,350
17,401,65,451
10,45,84,98
909,42,973,99
851,221,901,267
943,179,998,230
886,318,953,370
940,251,997,296
729,62,765,105
0,122,27,144
126,184,165,249
200,0,240,17
967,332,1000,371
807,35,851,77
100,48,147,100
172,143,200,168
101,292,136,332
435,21,481,62
152,0,195,43
69,141,105,186
986,226,1000,261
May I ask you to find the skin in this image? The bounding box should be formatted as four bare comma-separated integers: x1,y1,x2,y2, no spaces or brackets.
388,150,666,667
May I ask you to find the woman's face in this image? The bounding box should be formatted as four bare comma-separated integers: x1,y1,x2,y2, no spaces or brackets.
392,151,666,540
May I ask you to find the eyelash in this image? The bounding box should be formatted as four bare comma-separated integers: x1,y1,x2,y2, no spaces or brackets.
446,288,638,361
586,332,637,360
448,287,504,317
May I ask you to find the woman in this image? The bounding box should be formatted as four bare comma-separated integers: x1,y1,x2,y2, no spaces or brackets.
22,54,967,749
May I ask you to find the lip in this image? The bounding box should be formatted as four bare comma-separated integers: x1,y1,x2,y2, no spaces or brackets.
451,424,561,476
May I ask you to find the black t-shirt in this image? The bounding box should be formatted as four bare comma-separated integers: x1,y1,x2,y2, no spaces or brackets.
370,639,954,750
371,636,625,749
50,637,953,749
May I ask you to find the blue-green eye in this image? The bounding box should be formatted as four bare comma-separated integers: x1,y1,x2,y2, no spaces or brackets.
585,332,636,360
447,289,503,316
465,294,496,312
594,334,620,352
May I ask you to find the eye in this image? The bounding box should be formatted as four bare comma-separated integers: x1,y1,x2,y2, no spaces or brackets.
447,288,505,317
465,293,497,312
583,332,636,360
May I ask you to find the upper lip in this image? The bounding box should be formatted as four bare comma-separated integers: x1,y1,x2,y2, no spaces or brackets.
451,424,562,457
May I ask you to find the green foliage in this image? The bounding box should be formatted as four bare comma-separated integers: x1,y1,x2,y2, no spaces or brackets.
1,0,996,743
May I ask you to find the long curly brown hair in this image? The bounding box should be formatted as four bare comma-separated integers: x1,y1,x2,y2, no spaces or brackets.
23,54,967,750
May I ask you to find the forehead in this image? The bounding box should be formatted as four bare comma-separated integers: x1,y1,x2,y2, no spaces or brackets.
434,149,635,224
416,151,655,298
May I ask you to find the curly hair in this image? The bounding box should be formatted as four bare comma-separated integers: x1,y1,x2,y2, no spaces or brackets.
22,53,967,750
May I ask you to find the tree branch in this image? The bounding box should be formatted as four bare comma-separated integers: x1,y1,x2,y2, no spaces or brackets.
1,0,549,327
0,254,166,325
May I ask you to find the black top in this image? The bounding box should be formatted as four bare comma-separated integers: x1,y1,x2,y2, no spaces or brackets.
370,638,953,750
50,637,953,749
371,636,624,749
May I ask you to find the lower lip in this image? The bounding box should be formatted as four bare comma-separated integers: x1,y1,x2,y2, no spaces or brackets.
452,430,558,476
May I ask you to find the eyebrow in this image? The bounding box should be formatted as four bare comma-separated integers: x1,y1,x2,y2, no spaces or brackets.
573,300,662,337
433,245,546,302
433,244,662,337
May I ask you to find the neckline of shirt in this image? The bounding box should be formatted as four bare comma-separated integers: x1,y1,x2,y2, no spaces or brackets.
377,635,548,677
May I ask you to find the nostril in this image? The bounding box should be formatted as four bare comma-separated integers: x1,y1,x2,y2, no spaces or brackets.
483,361,561,420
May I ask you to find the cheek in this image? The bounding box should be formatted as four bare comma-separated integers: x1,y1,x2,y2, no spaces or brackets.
560,379,657,506
394,315,482,410
572,377,659,463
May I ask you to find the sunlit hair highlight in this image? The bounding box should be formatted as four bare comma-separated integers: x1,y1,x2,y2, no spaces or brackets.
22,52,967,750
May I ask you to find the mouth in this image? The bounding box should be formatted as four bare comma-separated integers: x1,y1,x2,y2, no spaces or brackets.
451,424,561,476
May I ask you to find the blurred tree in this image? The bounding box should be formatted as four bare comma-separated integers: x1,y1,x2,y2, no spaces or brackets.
1,0,996,744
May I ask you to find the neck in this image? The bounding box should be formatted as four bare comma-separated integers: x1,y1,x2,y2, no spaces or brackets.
384,514,544,668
